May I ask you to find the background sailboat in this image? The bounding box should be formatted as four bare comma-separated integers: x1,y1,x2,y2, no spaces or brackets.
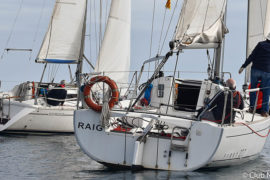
0,0,131,133
0,0,88,133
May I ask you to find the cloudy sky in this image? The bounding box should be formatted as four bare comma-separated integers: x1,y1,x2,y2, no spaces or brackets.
0,0,247,91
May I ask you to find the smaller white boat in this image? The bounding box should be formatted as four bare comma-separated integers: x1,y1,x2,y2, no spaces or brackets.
0,82,77,133
0,0,88,133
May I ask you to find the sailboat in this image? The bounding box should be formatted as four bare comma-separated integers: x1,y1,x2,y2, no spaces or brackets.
74,0,270,171
0,0,88,133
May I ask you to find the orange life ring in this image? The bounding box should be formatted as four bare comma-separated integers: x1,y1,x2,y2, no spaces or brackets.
83,76,119,112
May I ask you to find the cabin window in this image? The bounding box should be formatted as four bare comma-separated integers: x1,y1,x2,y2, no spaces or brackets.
174,83,201,112
157,84,164,98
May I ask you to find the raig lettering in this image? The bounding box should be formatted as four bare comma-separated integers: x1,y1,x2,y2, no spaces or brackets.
77,122,103,131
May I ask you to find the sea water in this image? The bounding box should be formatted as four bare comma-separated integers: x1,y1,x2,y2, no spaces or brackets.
0,134,269,180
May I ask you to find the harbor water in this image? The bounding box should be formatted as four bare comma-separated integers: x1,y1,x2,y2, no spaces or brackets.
0,134,269,180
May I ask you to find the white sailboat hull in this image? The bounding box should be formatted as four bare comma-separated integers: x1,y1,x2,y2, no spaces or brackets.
0,99,74,133
74,109,224,171
74,109,270,171
206,117,270,167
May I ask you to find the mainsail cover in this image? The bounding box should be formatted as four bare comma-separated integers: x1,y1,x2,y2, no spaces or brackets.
36,0,87,64
174,0,227,48
245,0,270,83
94,0,131,90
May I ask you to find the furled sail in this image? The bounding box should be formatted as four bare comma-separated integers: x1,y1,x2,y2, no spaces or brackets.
36,0,87,64
174,0,227,48
94,0,131,91
245,0,270,84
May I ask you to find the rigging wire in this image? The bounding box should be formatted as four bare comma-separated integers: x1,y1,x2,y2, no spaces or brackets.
99,0,103,48
160,0,179,54
93,0,98,60
89,0,92,71
52,64,60,82
44,0,57,83
166,51,180,114
105,0,110,27
29,0,46,61
1,0,25,60
157,8,168,55
47,64,51,82
259,0,265,34
149,0,156,58
148,0,157,78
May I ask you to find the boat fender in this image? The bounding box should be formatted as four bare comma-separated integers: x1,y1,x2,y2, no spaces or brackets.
248,83,262,109
83,76,119,112
32,81,35,98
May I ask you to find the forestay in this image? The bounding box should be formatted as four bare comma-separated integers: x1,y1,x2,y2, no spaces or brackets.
94,0,131,91
245,0,270,83
174,0,227,48
36,0,87,64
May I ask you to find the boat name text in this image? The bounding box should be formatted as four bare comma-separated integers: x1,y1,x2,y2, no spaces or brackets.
77,122,103,131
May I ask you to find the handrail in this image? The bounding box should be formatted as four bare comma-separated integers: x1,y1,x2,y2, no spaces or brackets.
244,88,260,93
123,71,138,98
221,89,229,125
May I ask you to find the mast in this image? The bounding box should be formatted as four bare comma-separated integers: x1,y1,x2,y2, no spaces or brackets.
244,0,250,88
214,45,222,80
76,0,88,109
220,3,228,81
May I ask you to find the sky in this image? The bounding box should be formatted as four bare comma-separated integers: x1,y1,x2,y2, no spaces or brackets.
0,0,248,91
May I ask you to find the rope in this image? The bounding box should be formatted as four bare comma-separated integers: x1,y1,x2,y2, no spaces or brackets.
1,0,25,60
100,89,111,127
235,122,270,138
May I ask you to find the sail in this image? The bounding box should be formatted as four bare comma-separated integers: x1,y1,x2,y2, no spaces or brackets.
174,0,227,48
36,0,87,64
245,0,270,83
94,0,131,91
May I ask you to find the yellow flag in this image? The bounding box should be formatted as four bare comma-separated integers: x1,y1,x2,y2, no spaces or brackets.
166,0,171,9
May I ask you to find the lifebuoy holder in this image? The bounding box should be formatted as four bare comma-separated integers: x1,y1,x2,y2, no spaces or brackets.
83,76,119,112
